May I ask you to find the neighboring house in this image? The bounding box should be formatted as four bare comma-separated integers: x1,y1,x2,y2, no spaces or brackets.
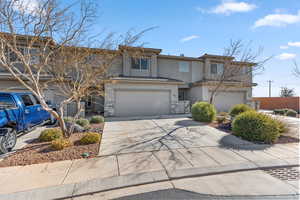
253,97,300,113
0,34,257,117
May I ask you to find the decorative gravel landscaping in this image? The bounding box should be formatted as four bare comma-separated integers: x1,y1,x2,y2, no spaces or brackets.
0,123,104,167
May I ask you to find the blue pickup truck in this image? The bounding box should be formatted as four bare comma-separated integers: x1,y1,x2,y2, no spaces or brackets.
0,92,54,153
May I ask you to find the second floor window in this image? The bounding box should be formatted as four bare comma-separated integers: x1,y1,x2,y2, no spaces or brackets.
210,63,224,75
131,57,150,71
179,62,189,72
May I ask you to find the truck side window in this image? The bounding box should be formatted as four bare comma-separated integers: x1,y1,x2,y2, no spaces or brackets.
31,95,41,104
21,95,34,106
0,94,16,108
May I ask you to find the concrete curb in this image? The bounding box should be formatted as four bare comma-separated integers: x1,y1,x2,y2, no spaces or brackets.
0,162,298,200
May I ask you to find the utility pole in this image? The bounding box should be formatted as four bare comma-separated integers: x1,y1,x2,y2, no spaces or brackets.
267,80,273,97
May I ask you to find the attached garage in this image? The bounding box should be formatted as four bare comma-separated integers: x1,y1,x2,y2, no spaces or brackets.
212,91,246,112
114,90,170,117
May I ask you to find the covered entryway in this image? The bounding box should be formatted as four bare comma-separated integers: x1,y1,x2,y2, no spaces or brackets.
212,91,246,112
114,90,170,117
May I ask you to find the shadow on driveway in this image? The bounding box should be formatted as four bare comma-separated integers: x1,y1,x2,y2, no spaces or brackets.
115,188,299,200
218,135,271,151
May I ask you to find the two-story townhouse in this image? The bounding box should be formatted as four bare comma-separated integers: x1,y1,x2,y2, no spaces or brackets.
0,34,256,117
103,45,256,117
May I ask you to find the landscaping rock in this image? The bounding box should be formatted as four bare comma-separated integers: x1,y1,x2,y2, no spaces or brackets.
65,122,85,133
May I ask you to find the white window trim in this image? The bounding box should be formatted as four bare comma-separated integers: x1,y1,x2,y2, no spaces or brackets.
131,57,150,71
211,63,224,75
179,61,189,72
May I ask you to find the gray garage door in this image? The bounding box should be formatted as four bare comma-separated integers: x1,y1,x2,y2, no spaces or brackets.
115,90,170,117
212,91,246,112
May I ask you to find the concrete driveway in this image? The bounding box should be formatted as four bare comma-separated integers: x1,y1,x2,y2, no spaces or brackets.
99,117,299,175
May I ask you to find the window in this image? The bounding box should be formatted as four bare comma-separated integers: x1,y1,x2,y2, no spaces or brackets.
178,89,188,101
179,62,189,72
21,95,34,106
131,57,150,71
8,47,40,64
0,94,16,108
210,63,224,75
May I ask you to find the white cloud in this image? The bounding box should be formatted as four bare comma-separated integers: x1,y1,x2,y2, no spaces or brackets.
211,1,256,15
288,41,300,47
253,10,300,28
14,0,39,13
280,45,289,49
180,35,200,43
276,53,297,60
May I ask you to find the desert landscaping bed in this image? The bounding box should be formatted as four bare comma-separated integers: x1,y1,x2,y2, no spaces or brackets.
209,121,299,144
0,123,104,167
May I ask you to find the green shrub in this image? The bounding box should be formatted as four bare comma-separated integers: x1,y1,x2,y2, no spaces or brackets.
191,102,216,122
64,117,74,123
275,119,288,134
232,111,280,144
274,109,283,115
76,118,90,128
286,109,297,117
51,138,72,150
229,104,253,118
39,128,63,142
90,115,104,124
216,116,226,124
79,132,101,145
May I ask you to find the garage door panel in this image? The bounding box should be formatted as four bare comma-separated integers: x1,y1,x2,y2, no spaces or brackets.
115,90,170,117
212,92,245,112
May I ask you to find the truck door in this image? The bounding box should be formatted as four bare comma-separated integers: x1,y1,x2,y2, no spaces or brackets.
31,94,51,122
19,94,40,127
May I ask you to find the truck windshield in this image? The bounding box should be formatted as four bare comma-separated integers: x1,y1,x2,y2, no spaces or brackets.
0,94,17,109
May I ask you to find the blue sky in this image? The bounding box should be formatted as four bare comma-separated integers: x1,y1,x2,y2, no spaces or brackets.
92,0,300,97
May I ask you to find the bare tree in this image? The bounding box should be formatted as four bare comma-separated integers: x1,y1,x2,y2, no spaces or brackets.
0,0,149,137
293,61,300,79
280,87,295,97
209,40,271,104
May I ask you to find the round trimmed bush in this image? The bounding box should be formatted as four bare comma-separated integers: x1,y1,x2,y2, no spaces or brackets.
229,104,253,118
51,138,72,150
76,118,90,128
79,132,101,145
90,115,104,124
232,111,280,144
286,109,297,117
191,102,216,122
39,128,63,142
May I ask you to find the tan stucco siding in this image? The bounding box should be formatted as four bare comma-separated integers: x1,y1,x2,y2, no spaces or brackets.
107,56,123,77
191,61,204,82
188,86,203,103
157,58,193,82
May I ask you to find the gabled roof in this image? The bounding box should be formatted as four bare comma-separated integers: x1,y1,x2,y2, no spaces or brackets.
199,53,234,60
118,45,162,54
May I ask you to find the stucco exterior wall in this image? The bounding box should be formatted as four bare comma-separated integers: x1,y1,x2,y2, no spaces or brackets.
157,58,191,82
107,56,123,77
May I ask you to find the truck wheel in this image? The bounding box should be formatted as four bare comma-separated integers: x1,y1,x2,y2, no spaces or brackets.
0,128,17,154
